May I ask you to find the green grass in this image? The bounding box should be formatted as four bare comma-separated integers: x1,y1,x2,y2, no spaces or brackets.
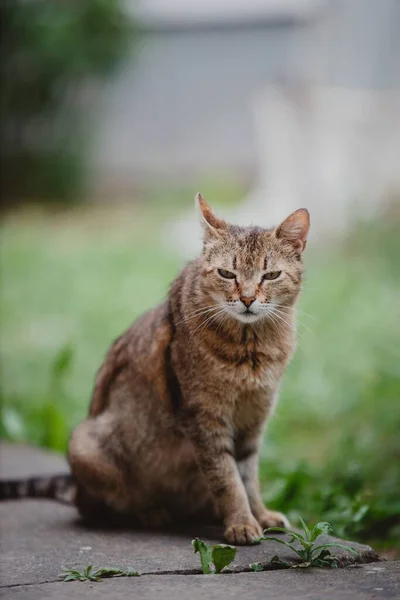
1,200,399,552
251,518,359,570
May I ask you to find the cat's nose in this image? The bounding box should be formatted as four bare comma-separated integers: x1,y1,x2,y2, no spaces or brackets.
241,296,256,308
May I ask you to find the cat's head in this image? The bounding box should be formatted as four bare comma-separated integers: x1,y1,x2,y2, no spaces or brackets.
196,193,310,324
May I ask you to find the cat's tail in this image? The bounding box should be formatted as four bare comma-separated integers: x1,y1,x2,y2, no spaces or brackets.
0,473,76,504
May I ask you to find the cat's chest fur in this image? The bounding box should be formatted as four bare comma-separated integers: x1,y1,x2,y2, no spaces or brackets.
205,329,293,392
232,388,275,435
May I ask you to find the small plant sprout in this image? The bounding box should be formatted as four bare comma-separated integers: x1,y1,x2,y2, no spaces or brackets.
59,565,140,582
192,538,237,574
250,518,360,570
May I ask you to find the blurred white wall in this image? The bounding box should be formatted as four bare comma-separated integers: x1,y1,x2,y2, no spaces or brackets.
88,0,399,249
89,0,326,194
237,86,400,241
162,0,400,253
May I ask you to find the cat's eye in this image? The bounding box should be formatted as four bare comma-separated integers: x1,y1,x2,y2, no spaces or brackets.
263,271,282,281
218,268,236,280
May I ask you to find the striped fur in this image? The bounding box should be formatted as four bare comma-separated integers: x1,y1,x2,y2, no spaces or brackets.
0,474,75,503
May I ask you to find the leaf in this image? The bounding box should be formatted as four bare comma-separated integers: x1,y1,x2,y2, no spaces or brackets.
262,526,304,542
51,345,74,380
260,536,305,560
314,558,339,568
43,402,69,452
292,561,312,569
314,548,331,560
270,555,291,569
84,565,93,578
192,538,213,574
63,574,79,582
249,562,265,572
1,407,25,440
311,548,338,568
59,568,84,582
252,536,264,545
352,505,369,523
298,538,314,552
310,522,332,542
93,567,140,578
311,543,360,557
298,517,311,541
60,564,140,582
94,567,125,578
297,548,309,561
311,549,339,568
211,544,237,574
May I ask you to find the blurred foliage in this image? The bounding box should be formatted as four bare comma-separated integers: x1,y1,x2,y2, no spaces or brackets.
0,0,135,204
0,199,399,551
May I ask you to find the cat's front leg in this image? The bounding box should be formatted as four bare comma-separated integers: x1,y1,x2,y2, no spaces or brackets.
237,444,290,531
184,407,262,545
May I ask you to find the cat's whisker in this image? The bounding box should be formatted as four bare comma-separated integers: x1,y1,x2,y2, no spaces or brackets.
202,307,230,330
205,310,228,336
184,304,220,317
193,313,224,338
177,303,219,320
267,308,307,344
270,314,305,344
190,308,228,338
278,305,319,323
175,305,221,326
267,311,285,335
296,310,319,323
271,306,315,337
215,310,231,335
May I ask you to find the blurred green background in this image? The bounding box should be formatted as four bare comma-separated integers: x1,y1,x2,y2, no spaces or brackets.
1,0,399,558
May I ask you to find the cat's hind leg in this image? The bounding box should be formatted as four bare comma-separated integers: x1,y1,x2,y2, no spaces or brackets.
68,417,130,517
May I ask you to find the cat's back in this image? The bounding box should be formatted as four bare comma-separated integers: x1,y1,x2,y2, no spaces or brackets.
89,299,174,417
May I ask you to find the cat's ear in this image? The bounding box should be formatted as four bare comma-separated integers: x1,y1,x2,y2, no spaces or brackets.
195,193,227,233
274,208,310,253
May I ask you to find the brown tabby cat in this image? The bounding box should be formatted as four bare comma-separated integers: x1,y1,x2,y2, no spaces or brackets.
0,195,309,545
67,194,310,545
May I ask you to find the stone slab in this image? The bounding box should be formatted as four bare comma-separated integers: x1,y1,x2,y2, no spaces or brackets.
0,443,380,588
2,563,400,600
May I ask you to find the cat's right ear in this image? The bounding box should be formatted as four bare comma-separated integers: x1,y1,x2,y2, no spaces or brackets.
195,193,226,233
195,193,227,236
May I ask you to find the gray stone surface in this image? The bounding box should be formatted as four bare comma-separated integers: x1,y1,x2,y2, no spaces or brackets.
0,443,68,478
0,443,382,595
2,563,400,600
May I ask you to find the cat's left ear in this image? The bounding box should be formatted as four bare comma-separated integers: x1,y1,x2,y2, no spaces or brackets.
195,193,227,233
274,208,310,253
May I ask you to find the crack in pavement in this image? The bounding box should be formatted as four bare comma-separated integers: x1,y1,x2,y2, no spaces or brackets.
0,555,382,590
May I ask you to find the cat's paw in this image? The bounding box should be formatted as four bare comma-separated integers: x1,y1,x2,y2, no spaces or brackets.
224,516,263,545
257,509,290,531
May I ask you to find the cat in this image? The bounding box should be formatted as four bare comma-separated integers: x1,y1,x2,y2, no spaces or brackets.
0,194,310,545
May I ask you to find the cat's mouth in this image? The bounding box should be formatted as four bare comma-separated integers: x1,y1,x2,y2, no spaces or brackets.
234,308,261,324
241,308,258,320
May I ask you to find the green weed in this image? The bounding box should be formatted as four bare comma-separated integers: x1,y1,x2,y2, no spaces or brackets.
59,565,139,582
250,518,359,571
192,538,237,574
